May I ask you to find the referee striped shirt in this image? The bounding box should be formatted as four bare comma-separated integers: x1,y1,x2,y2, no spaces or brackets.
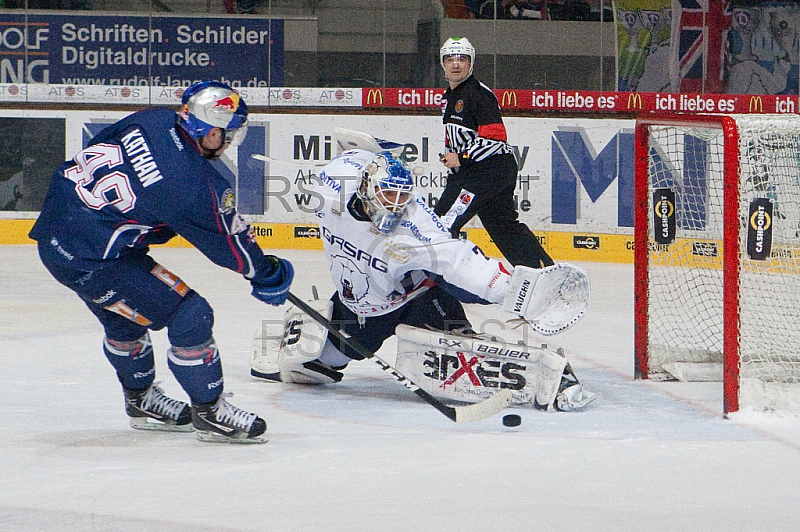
442,75,514,166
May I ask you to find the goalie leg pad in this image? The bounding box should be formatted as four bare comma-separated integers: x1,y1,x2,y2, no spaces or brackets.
395,325,596,411
250,319,283,381
396,325,543,407
250,299,343,384
281,356,346,385
533,349,569,410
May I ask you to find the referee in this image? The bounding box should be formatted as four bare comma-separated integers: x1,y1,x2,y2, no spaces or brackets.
435,37,553,268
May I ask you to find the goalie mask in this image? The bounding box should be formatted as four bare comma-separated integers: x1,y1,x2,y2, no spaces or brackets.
440,37,475,78
357,151,414,235
178,80,249,148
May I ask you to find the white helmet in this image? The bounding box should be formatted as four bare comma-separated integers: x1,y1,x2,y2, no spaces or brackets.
440,37,475,76
357,151,414,234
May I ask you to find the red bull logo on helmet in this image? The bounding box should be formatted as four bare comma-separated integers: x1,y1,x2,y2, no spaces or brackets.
212,94,240,111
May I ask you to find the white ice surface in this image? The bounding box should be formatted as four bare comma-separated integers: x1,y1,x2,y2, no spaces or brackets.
2,245,800,531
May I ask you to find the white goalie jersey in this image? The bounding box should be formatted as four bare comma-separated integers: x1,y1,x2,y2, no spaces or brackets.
314,149,511,318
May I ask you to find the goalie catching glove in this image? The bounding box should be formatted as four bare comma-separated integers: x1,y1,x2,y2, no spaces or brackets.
501,263,590,336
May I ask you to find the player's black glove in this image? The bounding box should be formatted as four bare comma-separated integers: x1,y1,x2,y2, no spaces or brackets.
251,256,294,306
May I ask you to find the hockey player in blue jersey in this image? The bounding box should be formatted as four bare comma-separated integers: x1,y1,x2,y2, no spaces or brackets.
29,81,293,444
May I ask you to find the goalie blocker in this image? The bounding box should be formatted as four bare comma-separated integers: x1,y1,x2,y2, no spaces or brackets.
394,325,596,411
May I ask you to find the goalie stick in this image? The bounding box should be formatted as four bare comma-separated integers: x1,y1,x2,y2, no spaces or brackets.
251,127,403,168
286,292,513,423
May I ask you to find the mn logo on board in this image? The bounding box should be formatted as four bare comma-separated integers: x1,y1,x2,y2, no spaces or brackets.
652,188,676,244
747,198,773,260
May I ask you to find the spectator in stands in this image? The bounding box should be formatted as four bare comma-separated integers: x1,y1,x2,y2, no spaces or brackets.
442,0,473,18
466,0,503,19
587,0,613,21
546,0,591,21
226,0,256,14
502,0,544,20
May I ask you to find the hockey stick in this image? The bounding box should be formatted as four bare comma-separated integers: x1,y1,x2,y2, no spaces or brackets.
252,128,404,168
286,292,513,423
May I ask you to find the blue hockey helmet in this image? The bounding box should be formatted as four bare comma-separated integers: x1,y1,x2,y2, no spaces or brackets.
178,81,248,146
357,151,414,234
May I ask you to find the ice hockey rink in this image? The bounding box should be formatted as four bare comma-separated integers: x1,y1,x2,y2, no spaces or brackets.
2,244,800,531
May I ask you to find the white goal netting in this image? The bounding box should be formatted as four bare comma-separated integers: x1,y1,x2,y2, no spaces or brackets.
640,115,800,413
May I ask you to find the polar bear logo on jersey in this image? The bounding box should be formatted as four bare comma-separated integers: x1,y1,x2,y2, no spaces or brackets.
331,255,369,303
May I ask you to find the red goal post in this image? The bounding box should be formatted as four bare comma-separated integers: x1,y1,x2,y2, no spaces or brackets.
634,114,800,415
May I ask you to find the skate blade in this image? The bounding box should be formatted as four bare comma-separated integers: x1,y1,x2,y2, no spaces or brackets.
574,390,598,409
558,390,598,412
250,368,282,382
195,430,269,444
129,417,195,433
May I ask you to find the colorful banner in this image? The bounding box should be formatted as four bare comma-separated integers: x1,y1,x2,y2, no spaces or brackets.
615,0,673,91
363,87,798,114
0,13,284,87
616,0,800,95
723,1,800,95
671,0,731,93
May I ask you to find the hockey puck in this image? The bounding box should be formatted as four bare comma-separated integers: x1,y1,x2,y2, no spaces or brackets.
502,414,521,427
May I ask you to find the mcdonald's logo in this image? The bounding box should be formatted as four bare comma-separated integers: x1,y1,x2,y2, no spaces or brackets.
365,89,384,106
627,93,643,110
501,91,518,107
749,96,763,113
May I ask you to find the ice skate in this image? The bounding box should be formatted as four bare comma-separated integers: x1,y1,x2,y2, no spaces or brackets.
124,384,194,432
555,363,597,412
191,394,267,444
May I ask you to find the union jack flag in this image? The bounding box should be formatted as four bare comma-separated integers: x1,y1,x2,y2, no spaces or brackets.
676,0,732,93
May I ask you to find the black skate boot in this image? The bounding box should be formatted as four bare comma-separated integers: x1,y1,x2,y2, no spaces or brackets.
191,394,267,444
124,384,194,432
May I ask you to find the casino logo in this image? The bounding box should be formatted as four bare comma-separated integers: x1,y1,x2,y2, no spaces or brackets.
747,198,773,260
573,236,600,249
652,188,676,244
294,226,320,238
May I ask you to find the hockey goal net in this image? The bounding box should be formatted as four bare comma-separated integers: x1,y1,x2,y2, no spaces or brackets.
634,114,800,414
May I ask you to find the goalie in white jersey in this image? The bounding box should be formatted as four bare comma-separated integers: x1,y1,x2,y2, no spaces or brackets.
251,136,595,411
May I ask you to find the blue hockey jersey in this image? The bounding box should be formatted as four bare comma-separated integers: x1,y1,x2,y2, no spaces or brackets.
29,108,270,279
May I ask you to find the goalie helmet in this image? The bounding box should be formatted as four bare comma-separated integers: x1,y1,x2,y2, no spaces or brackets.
357,151,414,235
178,81,249,146
440,37,475,76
